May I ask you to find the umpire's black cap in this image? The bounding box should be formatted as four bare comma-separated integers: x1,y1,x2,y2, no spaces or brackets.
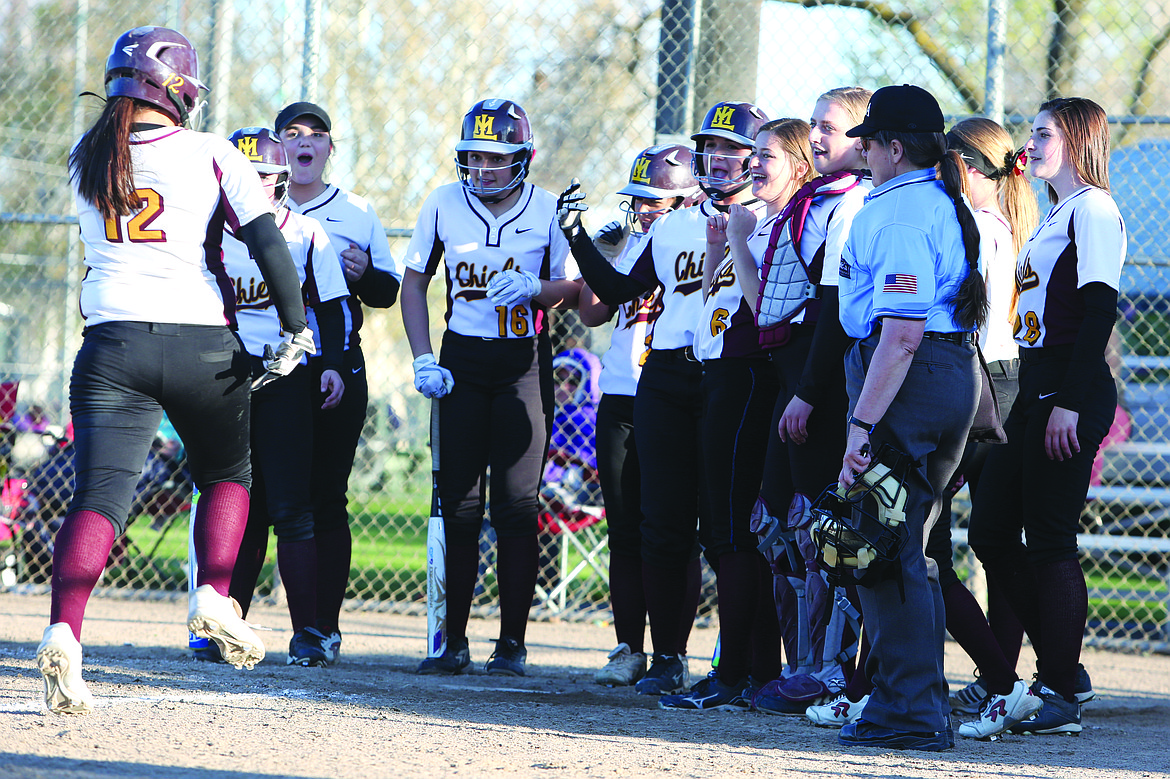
275,102,332,134
846,85,944,137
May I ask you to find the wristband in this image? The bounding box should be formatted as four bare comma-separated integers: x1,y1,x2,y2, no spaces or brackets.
849,415,876,435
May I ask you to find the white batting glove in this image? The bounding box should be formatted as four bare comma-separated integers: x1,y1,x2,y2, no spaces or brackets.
486,269,542,307
412,354,454,399
254,328,316,389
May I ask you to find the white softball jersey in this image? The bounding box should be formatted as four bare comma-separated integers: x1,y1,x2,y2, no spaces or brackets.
596,232,662,397
619,200,732,351
222,208,349,358
972,208,1018,362
73,127,272,327
288,184,403,350
1013,186,1125,349
403,182,573,339
693,201,770,360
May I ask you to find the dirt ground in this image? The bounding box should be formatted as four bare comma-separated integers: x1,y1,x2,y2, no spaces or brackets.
1,590,1168,779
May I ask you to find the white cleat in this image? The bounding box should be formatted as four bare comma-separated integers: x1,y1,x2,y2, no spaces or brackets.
958,679,1043,739
806,692,869,728
187,584,265,670
37,623,95,715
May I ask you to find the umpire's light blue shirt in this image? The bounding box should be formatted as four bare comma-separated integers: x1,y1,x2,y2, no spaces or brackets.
838,168,975,339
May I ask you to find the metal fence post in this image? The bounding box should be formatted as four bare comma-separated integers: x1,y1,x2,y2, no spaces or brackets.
985,0,1008,124
655,0,697,144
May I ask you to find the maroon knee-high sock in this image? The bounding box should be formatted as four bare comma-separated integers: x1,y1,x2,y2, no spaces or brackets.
228,514,270,618
713,551,760,684
609,554,647,653
445,541,480,641
49,510,117,641
313,525,352,633
982,556,1044,663
750,553,782,683
1035,559,1087,702
987,576,1025,670
943,580,1017,694
192,482,250,595
496,534,538,644
277,539,318,632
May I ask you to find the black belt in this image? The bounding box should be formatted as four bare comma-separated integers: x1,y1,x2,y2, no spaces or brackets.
922,331,976,345
651,346,700,363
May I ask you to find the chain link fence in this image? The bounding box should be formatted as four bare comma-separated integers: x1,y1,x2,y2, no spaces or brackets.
1,0,1169,651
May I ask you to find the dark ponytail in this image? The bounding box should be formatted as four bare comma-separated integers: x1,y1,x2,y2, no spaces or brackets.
938,148,988,331
871,130,988,331
68,96,139,220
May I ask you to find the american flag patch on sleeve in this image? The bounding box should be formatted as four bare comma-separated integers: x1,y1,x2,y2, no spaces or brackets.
883,273,918,294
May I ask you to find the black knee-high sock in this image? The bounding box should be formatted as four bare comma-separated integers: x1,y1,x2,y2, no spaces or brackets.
643,560,687,657
313,524,352,634
1034,559,1087,702
496,534,538,644
677,557,701,658
987,576,1025,670
714,551,759,684
609,553,647,653
943,580,1017,695
445,541,480,642
981,552,1044,664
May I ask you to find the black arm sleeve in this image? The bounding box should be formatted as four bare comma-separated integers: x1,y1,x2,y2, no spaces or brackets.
237,214,307,334
568,228,648,307
312,298,346,374
793,294,854,405
352,263,401,309
1056,281,1118,413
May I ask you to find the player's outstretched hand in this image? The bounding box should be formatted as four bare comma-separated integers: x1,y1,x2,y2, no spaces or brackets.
486,269,542,307
596,220,625,247
557,178,588,236
412,354,454,399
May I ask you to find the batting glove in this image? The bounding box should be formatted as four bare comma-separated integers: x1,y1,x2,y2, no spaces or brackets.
254,328,316,389
486,269,542,307
557,178,588,237
596,220,626,247
412,354,454,399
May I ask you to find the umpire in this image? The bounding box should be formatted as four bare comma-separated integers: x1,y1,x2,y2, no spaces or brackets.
834,85,985,751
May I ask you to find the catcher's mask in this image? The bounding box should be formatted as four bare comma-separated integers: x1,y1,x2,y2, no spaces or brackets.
810,443,912,590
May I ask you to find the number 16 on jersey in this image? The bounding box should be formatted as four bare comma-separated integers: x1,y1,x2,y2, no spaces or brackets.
426,401,447,658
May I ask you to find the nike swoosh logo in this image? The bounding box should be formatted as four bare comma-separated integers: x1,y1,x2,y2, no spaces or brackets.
326,217,343,222
516,227,533,234
352,366,364,374
1039,391,1057,399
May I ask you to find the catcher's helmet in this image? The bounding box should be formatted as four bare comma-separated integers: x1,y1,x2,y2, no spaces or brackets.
691,101,769,200
105,26,207,127
228,127,289,209
455,99,533,202
809,444,912,585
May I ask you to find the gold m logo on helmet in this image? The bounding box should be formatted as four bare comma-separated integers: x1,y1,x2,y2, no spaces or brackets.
235,136,260,161
711,106,736,130
473,115,497,140
632,157,651,184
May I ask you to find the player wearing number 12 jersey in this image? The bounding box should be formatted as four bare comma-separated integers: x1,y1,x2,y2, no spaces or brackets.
401,99,577,677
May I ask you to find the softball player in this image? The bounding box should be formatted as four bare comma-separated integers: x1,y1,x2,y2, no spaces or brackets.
655,119,817,711
835,85,986,751
37,26,310,713
401,99,578,676
562,101,770,696
218,127,350,667
968,97,1124,736
275,102,404,663
575,145,698,686
927,118,1045,737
